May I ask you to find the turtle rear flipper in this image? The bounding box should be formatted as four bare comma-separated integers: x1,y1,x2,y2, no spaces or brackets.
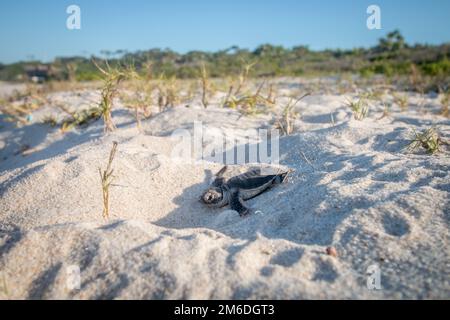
230,190,250,216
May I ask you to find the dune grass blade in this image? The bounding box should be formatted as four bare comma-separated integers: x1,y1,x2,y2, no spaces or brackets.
99,141,118,219
234,60,257,96
200,63,209,108
440,91,449,117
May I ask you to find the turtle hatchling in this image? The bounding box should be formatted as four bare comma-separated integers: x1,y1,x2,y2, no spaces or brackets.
201,165,291,216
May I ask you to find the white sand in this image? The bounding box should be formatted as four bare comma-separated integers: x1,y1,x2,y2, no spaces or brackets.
0,80,449,299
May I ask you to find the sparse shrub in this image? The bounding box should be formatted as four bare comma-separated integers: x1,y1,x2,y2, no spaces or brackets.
409,64,424,92
121,89,153,131
374,63,394,77
93,60,126,132
234,60,257,96
41,115,57,127
393,93,409,111
377,102,391,120
366,89,385,101
359,68,375,78
420,58,450,77
60,106,103,132
224,81,273,115
275,93,310,135
406,127,447,154
346,96,369,120
156,74,180,111
168,77,180,107
120,64,153,131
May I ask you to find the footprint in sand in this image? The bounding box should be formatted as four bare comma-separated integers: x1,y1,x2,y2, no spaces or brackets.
259,248,304,277
312,258,338,283
382,213,411,237
269,248,304,267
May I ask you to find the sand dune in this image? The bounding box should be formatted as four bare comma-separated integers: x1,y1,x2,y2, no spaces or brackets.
0,80,449,299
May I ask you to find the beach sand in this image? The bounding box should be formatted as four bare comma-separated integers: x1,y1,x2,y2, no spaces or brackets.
0,79,449,299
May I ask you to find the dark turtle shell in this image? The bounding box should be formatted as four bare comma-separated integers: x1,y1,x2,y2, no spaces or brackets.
226,168,288,200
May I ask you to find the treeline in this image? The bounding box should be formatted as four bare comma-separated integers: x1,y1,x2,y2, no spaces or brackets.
0,31,449,82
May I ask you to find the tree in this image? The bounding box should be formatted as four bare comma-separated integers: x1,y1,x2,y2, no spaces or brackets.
377,30,406,52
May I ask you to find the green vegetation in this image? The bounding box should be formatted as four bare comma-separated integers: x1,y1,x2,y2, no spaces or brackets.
120,64,154,131
406,127,447,154
60,106,103,132
224,81,274,116
154,74,181,111
41,115,57,127
93,60,126,132
1,31,448,93
0,84,48,124
346,96,369,120
377,102,391,120
275,93,310,135
393,93,409,111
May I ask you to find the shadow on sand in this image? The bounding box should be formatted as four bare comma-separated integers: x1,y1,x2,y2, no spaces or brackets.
0,110,135,173
154,128,438,247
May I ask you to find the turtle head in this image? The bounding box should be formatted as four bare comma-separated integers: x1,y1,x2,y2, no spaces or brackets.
201,187,223,205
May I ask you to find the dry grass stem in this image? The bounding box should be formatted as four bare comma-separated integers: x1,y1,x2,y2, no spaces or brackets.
99,141,118,219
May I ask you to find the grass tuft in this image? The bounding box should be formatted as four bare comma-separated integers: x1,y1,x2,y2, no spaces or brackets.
406,126,447,154
156,74,180,111
275,93,310,135
93,59,126,132
393,93,409,111
120,64,153,131
346,95,369,120
234,60,257,96
60,106,103,132
377,102,391,120
224,81,274,115
41,115,58,127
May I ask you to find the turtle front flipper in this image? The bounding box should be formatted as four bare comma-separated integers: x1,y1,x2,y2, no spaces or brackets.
212,165,228,187
230,190,250,216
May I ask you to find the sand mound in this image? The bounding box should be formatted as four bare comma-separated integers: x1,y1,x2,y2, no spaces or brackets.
0,84,449,299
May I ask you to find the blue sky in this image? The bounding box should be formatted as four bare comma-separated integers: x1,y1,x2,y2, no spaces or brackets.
0,0,449,63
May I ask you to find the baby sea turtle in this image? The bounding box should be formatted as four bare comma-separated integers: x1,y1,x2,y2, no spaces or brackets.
201,165,291,216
